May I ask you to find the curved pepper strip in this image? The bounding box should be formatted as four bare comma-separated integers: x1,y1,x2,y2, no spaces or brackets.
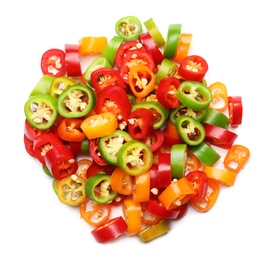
117,140,153,176
176,80,212,111
57,174,86,206
122,198,142,236
138,219,170,243
57,84,96,118
175,115,206,146
202,165,237,186
223,144,250,173
85,173,118,204
24,94,58,130
158,177,196,210
189,142,221,166
91,216,128,243
189,178,220,212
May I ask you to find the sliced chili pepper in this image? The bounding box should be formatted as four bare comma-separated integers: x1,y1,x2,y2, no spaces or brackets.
57,84,96,118
204,123,238,149
86,161,114,179
133,171,150,202
80,197,111,227
115,16,142,41
24,118,51,141
23,134,35,157
186,170,208,201
173,33,193,63
49,75,77,99
156,76,181,108
155,58,179,85
127,108,155,140
69,138,89,155
176,80,212,111
208,81,228,112
175,115,206,146
110,167,133,196
40,48,66,77
157,153,172,188
143,18,165,47
138,219,170,243
202,107,230,129
141,202,162,226
178,55,209,82
140,128,164,153
24,94,58,130
170,144,187,179
164,24,182,58
78,36,107,56
44,144,78,180
57,118,86,142
29,74,55,96
85,173,118,204
185,150,201,174
89,138,108,166
80,112,117,139
57,174,86,206
64,44,82,77
90,67,125,93
76,158,92,180
190,178,220,212
91,216,128,243
98,129,132,165
117,139,153,176
228,96,243,127
138,32,164,65
223,144,250,173
102,36,124,66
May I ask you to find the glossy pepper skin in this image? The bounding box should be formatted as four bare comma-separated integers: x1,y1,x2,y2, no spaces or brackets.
115,16,142,41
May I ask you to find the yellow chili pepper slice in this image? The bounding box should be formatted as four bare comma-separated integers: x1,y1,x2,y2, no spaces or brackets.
78,36,107,56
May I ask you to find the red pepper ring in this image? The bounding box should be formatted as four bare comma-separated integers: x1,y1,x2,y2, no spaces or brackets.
40,48,66,77
91,216,128,243
64,44,82,77
228,96,243,127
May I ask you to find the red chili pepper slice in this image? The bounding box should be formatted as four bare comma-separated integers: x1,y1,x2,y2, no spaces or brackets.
40,48,66,77
228,96,243,127
88,138,108,166
64,44,82,77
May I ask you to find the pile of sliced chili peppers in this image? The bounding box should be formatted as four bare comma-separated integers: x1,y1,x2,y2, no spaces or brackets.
23,15,250,243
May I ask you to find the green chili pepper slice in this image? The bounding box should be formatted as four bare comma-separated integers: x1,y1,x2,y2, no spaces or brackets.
169,104,207,125
85,173,118,204
202,108,230,129
155,58,178,85
189,142,221,166
175,115,206,146
29,75,55,97
117,140,153,176
131,101,169,129
102,36,124,66
170,144,187,179
83,56,112,87
164,24,182,58
24,94,58,130
57,84,96,118
144,18,165,47
115,16,142,41
176,80,212,111
98,130,133,165
49,76,77,99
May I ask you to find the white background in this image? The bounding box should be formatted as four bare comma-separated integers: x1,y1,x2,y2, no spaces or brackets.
1,0,271,259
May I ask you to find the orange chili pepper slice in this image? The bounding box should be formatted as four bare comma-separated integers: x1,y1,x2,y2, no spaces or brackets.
133,171,150,202
173,33,193,63
110,167,133,196
208,81,228,112
78,36,107,56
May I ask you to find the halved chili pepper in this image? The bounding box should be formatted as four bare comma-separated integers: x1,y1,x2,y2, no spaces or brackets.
178,55,209,82
24,94,58,130
127,107,155,140
185,170,208,201
204,123,238,149
115,15,142,41
85,173,118,204
90,67,125,93
228,96,243,127
80,112,117,139
117,139,153,176
57,174,86,206
164,24,182,58
57,118,86,142
57,84,96,118
40,48,66,77
175,115,206,146
64,44,82,77
91,216,128,243
138,219,170,243
80,197,111,227
156,76,181,108
44,144,78,180
176,80,212,111
98,129,132,165
223,144,250,173
189,178,220,212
